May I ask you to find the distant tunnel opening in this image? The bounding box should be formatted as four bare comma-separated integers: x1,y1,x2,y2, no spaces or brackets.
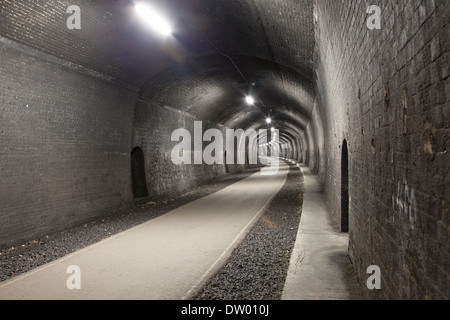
341,140,349,233
131,147,149,199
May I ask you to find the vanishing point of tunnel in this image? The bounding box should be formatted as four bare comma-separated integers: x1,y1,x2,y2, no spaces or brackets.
0,0,448,302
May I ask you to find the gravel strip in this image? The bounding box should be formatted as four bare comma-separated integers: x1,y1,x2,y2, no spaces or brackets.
0,167,263,283
193,162,304,300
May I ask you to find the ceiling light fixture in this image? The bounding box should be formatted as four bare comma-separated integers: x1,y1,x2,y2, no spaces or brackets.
135,3,172,36
245,96,255,105
266,117,272,124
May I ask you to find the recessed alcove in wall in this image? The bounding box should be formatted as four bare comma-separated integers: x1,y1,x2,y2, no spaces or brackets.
131,147,149,199
341,140,349,233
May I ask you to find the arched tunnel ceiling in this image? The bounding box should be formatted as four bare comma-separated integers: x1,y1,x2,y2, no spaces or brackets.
0,0,316,135
140,54,315,129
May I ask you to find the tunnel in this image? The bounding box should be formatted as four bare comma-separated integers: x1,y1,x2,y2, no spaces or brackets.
0,0,448,303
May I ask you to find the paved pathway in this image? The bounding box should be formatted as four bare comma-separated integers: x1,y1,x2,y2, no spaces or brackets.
282,163,362,300
0,162,288,300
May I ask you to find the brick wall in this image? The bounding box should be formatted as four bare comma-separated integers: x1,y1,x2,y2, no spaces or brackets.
0,37,137,248
304,99,326,185
315,0,449,299
132,100,228,198
0,36,233,248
